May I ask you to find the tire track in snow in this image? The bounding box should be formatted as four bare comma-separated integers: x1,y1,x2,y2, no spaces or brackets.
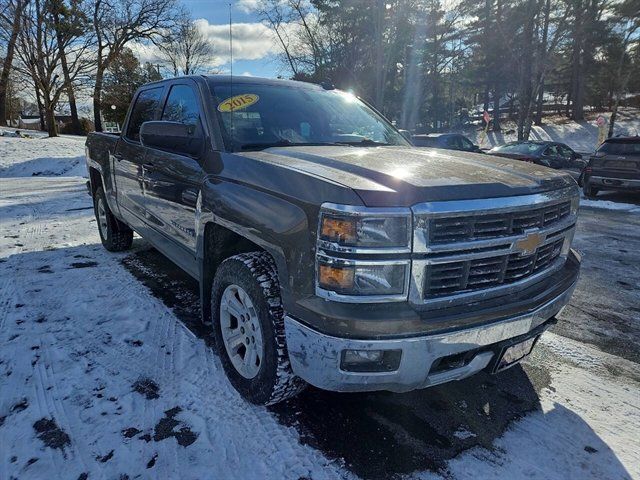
34,336,92,476
0,278,13,334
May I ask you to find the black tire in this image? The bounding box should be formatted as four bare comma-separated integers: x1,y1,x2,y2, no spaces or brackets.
93,186,133,252
583,182,599,199
211,252,306,405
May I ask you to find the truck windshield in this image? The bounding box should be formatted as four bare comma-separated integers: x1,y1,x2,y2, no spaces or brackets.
597,139,640,156
210,83,409,151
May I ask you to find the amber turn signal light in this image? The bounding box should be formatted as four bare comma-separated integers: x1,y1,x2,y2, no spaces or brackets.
320,216,356,243
318,264,354,290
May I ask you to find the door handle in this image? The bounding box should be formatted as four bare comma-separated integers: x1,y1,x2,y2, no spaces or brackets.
181,190,198,207
113,153,124,162
143,162,155,170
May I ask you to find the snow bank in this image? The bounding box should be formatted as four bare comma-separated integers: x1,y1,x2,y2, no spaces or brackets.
580,197,640,213
0,135,87,178
464,117,640,153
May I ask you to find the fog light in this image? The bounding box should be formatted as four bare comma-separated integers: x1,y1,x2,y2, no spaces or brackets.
340,349,402,372
344,350,383,363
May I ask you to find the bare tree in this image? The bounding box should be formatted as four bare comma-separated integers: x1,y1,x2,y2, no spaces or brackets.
0,0,28,126
255,0,300,76
90,0,178,131
159,16,214,76
14,0,65,136
49,0,92,134
14,0,90,136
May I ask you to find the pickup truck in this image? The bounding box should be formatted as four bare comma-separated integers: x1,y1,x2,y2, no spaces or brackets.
582,136,640,198
85,75,581,405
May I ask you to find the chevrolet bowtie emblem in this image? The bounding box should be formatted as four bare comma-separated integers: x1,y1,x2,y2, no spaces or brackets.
514,232,544,255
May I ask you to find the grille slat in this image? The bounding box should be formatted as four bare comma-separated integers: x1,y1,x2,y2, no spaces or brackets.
425,238,565,297
428,201,571,244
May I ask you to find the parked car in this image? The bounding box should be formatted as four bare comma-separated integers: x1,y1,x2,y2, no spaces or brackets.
582,136,640,198
412,133,482,152
489,141,585,172
85,75,581,405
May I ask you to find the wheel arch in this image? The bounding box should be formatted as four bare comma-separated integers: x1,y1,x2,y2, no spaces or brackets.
198,221,291,326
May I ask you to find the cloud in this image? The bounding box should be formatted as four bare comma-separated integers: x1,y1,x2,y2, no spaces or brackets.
130,19,280,70
194,18,278,64
236,0,260,13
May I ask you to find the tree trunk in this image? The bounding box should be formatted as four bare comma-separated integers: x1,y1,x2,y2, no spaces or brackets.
534,77,545,125
0,0,26,127
492,0,502,131
517,0,536,140
34,87,46,131
569,1,586,121
93,67,104,132
45,104,58,137
482,0,492,119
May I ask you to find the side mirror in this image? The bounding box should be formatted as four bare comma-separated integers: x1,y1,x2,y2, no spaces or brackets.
140,121,203,157
398,129,413,143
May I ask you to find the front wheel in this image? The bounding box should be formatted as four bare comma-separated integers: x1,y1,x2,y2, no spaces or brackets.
211,252,306,405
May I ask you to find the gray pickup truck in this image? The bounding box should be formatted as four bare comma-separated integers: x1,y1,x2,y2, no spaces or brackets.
85,75,581,405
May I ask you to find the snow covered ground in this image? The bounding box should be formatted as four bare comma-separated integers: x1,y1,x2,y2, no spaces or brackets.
1,135,639,479
0,134,86,178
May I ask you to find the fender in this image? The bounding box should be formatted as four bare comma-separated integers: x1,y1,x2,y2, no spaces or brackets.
195,176,314,324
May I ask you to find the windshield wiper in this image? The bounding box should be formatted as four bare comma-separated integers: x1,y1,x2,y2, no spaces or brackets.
334,138,391,147
239,140,341,151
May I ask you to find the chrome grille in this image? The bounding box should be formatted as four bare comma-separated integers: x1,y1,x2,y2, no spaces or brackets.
425,238,564,297
429,201,571,244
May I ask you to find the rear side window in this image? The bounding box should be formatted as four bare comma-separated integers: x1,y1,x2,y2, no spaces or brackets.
598,140,640,155
162,85,201,124
459,136,474,150
558,145,574,158
126,87,163,141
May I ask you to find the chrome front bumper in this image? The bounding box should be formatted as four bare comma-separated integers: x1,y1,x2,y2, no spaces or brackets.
285,275,578,393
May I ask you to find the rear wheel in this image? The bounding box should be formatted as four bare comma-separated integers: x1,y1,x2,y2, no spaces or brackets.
211,252,306,405
583,182,599,199
93,186,133,251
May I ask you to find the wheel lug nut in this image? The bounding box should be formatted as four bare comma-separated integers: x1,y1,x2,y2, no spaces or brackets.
240,327,245,334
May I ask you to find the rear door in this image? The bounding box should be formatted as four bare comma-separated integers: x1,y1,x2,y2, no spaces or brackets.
113,86,165,225
143,82,205,253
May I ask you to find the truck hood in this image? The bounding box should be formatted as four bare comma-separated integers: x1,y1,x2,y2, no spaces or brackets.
238,146,575,207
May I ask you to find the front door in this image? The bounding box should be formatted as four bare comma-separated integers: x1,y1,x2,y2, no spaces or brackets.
143,83,205,253
113,86,165,226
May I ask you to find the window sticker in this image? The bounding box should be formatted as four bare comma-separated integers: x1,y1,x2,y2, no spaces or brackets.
217,94,259,112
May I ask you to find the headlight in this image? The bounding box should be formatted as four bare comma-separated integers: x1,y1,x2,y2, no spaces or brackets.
318,204,411,252
316,204,412,302
317,256,409,299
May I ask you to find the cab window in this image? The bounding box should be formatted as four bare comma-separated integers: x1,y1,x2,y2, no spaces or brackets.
162,84,201,125
126,87,163,142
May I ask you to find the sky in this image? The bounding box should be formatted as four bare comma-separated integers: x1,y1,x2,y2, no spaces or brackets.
165,0,284,78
